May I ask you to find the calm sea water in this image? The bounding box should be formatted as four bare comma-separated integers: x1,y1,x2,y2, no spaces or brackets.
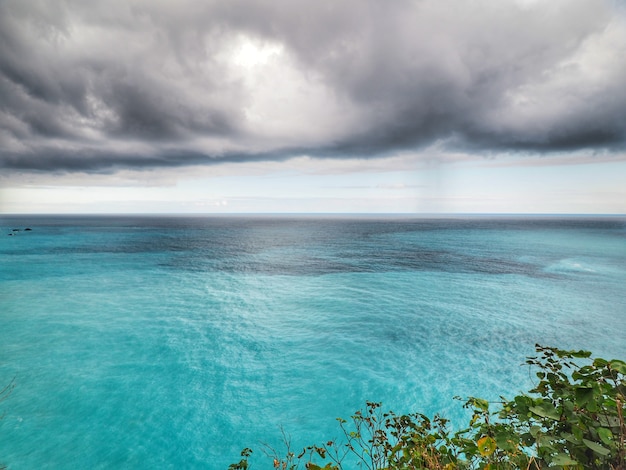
1,215,625,469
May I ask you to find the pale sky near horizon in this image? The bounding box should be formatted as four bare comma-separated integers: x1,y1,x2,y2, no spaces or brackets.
1,0,625,214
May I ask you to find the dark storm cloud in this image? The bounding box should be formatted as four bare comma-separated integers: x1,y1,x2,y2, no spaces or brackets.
0,146,300,173
1,0,625,173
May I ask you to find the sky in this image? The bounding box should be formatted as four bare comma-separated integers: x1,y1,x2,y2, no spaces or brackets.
1,0,625,214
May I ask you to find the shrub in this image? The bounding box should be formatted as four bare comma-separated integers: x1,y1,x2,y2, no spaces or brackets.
230,345,626,469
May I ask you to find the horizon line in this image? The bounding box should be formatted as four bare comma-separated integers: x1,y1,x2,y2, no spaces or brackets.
2,212,625,218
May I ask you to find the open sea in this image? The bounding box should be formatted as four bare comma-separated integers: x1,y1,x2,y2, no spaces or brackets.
1,214,625,469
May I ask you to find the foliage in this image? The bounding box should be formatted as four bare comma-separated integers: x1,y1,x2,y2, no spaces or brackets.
230,345,626,469
502,345,626,469
229,448,253,470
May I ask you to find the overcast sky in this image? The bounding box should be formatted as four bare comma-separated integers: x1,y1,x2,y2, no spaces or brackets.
1,0,625,214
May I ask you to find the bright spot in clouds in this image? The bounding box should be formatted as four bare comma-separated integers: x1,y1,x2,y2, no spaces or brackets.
232,37,283,68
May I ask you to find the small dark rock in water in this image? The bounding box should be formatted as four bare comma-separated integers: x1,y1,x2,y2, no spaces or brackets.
12,228,20,231
8,233,14,236
25,228,32,231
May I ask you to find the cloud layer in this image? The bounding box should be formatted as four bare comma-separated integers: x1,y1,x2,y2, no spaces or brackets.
1,0,625,173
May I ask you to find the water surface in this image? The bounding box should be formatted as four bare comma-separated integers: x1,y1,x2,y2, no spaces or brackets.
1,215,625,468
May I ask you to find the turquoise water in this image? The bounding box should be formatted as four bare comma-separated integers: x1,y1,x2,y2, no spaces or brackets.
1,215,625,469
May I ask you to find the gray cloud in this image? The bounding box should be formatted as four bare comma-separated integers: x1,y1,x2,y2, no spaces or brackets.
1,0,626,173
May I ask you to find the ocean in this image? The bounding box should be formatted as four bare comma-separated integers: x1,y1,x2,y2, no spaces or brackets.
1,215,625,469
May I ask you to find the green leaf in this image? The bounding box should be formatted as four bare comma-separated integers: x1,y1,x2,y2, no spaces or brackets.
536,435,556,447
593,358,608,367
561,432,580,445
563,400,574,414
494,434,516,452
609,360,626,375
305,464,338,470
582,438,611,456
550,453,579,466
574,386,594,407
572,426,583,441
470,397,490,411
597,427,613,446
569,349,592,358
598,414,621,427
529,403,560,421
